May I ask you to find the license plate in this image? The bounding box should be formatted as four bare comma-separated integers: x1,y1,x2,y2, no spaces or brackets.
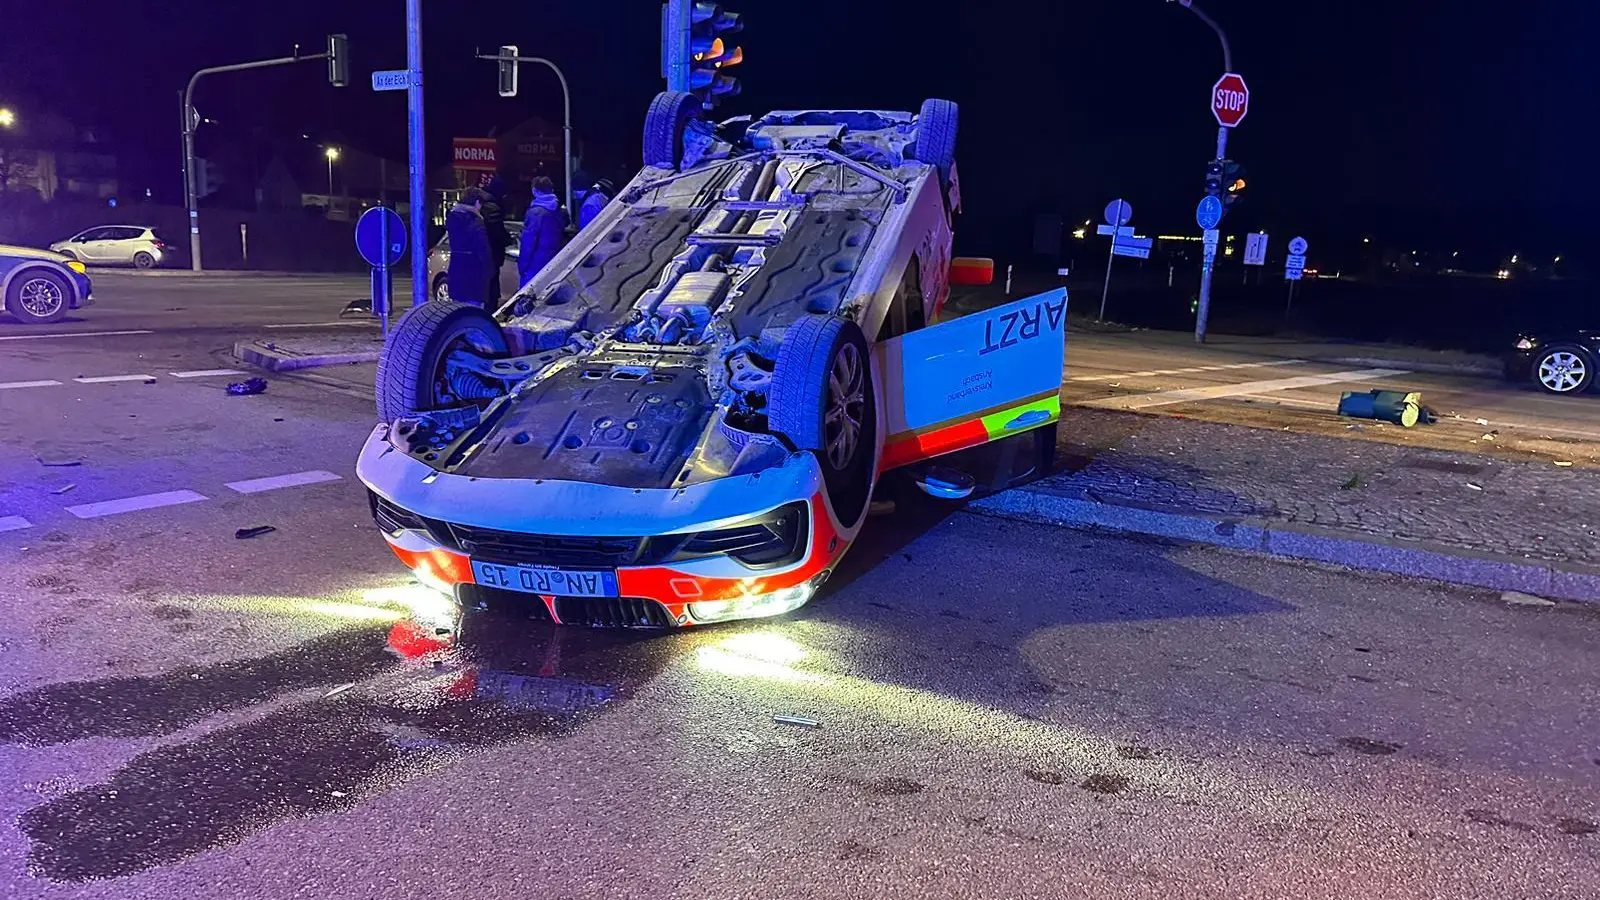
471,561,619,597
474,670,616,713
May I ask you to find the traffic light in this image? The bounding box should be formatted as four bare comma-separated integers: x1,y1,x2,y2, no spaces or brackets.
1203,158,1225,198
498,45,519,97
327,33,349,87
688,2,743,108
1221,160,1247,207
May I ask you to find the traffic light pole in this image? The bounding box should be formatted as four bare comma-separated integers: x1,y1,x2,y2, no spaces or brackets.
1170,0,1233,343
478,51,574,217
663,0,691,92
181,49,329,272
406,0,429,310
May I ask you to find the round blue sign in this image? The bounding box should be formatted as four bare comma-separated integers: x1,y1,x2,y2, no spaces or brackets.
1195,195,1224,231
355,207,406,268
1103,199,1133,226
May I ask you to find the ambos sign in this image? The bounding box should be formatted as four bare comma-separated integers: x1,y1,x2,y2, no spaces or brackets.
452,138,499,171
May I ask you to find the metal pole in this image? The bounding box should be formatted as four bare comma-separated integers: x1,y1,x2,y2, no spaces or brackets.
1172,0,1233,344
480,53,575,219
327,155,334,196
665,0,690,92
180,51,327,273
1284,278,1295,323
406,0,429,310
1098,199,1124,321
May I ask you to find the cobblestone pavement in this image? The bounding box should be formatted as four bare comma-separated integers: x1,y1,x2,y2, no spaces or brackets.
1044,409,1600,565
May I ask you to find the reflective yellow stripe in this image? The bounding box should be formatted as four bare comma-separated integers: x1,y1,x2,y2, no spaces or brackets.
979,394,1060,440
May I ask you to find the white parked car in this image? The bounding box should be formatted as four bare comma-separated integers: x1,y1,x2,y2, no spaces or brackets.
49,226,171,269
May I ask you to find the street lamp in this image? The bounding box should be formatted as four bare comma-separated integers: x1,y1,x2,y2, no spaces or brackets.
0,108,15,128
324,145,340,196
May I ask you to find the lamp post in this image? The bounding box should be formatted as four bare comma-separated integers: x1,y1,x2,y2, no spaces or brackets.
324,145,340,196
0,108,15,128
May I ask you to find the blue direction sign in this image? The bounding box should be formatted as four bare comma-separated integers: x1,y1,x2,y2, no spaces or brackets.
372,69,420,91
1196,195,1223,230
1112,235,1154,259
356,207,406,268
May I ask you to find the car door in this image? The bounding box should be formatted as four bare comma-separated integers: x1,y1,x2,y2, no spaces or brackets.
73,227,115,262
873,287,1067,473
102,227,140,264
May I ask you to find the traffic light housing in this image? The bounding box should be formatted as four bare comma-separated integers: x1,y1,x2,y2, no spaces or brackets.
498,45,519,98
1221,160,1247,207
689,2,743,108
327,33,349,87
1203,158,1225,198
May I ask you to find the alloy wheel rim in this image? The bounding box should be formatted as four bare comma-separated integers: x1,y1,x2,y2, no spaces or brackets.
1539,351,1586,392
824,343,865,470
18,278,64,317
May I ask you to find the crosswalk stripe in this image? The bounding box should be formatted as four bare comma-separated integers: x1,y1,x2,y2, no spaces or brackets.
1078,368,1410,410
0,330,154,342
171,368,247,378
73,374,157,384
0,515,33,533
66,490,209,519
1070,359,1303,382
225,470,343,494
0,380,62,390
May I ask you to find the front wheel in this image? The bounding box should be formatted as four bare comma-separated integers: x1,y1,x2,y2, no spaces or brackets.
375,301,509,422
1532,344,1594,395
432,275,451,303
769,315,877,528
5,269,71,324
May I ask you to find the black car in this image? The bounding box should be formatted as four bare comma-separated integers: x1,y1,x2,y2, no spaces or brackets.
1506,331,1600,395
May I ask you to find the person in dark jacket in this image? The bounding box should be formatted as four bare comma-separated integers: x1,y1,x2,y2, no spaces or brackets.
518,176,565,287
573,177,614,232
480,175,511,306
445,190,491,307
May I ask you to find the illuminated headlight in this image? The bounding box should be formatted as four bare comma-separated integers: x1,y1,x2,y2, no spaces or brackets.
1514,337,1536,351
689,581,816,624
65,260,87,275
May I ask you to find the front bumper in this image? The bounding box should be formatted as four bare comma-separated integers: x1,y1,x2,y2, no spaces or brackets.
357,425,850,627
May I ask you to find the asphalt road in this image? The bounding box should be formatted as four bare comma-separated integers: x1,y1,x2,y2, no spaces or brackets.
2,275,1597,898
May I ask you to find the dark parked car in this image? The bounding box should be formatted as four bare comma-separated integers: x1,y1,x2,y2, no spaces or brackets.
1506,331,1600,395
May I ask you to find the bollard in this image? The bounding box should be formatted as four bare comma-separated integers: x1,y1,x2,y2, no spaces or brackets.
1338,390,1422,427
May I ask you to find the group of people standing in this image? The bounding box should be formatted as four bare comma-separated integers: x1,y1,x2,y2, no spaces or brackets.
443,171,616,307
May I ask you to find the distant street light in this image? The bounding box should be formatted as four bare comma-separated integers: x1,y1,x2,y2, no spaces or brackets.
0,108,15,128
324,145,340,196
1362,237,1371,244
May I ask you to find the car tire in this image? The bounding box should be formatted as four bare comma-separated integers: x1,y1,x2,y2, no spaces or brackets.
133,251,155,269
1531,344,1595,395
910,98,959,186
642,91,701,170
769,314,877,528
5,268,72,324
433,275,451,303
376,301,509,422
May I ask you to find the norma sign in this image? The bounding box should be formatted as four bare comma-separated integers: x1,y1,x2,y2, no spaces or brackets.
452,138,499,171
1211,73,1250,128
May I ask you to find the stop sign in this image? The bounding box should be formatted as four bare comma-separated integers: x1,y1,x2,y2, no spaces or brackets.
1211,72,1249,128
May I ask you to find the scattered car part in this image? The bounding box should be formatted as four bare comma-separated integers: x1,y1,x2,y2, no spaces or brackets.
235,525,276,539
1337,390,1422,427
226,377,268,396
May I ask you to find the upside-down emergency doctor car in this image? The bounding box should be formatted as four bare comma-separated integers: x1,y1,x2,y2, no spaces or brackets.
358,91,1068,628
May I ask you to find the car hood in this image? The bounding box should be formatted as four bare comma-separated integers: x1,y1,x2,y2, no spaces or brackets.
0,244,72,263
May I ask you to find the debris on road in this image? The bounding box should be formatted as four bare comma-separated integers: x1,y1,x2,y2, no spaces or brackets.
1337,389,1424,427
773,714,821,729
37,456,82,467
1555,461,1575,467
49,484,75,495
1502,591,1557,607
1466,483,1483,491
234,525,276,539
226,377,268,396
1475,417,1491,426
1341,474,1362,491
324,682,357,699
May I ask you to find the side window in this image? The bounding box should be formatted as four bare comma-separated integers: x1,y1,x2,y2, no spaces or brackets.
80,227,112,241
112,227,143,241
876,259,926,342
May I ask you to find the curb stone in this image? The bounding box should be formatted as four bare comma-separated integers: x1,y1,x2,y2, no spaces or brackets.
232,339,381,372
972,487,1600,603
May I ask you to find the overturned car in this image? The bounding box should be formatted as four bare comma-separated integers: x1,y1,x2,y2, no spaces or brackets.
358,92,1067,627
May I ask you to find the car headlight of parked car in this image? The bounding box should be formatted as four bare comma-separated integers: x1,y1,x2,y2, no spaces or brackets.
1514,337,1537,351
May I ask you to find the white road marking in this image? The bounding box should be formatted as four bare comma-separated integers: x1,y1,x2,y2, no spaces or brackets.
73,374,157,384
1070,359,1304,382
1078,368,1410,410
263,321,375,329
0,330,154,342
225,470,343,494
0,380,63,390
170,368,246,378
66,490,209,519
0,515,33,533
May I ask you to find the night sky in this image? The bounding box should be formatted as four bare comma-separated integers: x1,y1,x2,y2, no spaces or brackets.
3,0,1593,256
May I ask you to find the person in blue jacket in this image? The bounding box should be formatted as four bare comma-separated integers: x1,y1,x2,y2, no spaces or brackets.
445,189,491,307
518,176,566,287
571,173,615,232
